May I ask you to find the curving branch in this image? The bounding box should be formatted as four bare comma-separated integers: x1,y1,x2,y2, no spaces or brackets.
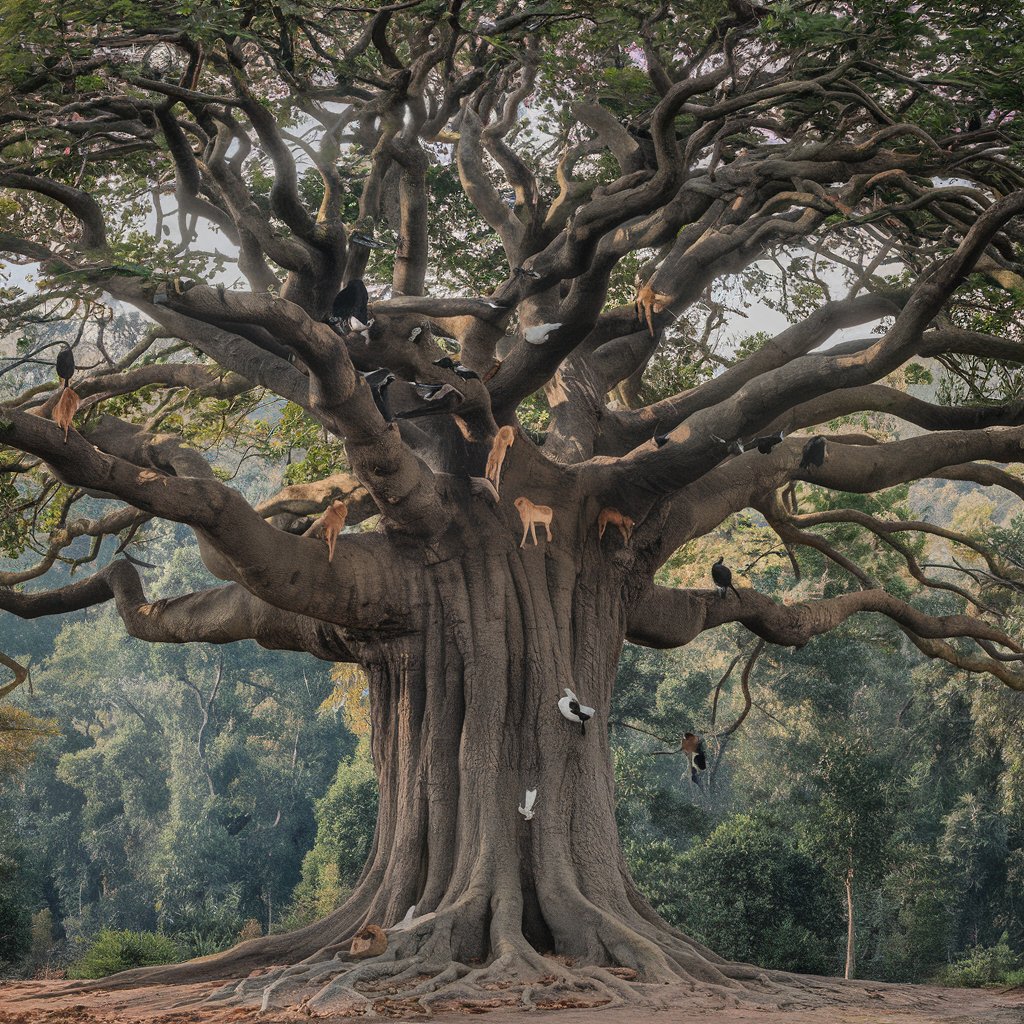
0,560,356,662
626,585,1024,690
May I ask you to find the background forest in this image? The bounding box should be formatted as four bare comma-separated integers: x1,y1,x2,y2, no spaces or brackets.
2,321,1023,986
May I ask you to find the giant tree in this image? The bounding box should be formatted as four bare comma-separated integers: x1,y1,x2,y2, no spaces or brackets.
3,0,1024,1013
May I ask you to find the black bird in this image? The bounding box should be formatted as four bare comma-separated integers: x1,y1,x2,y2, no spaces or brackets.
329,279,369,330
711,556,740,599
55,346,75,387
654,433,671,448
361,368,396,422
433,356,480,380
350,231,388,249
800,435,827,470
514,266,542,280
750,428,786,454
568,699,591,736
711,433,745,456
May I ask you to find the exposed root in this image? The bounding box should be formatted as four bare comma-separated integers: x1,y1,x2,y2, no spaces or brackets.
175,913,933,1020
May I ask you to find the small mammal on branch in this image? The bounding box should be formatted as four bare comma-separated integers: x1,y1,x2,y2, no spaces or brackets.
598,508,635,543
51,346,81,442
304,500,348,563
634,279,671,337
514,496,553,548
486,426,515,494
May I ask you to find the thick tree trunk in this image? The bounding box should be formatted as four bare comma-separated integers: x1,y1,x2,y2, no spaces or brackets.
62,520,853,1013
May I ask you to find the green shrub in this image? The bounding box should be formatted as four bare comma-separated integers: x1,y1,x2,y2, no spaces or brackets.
68,929,181,979
940,936,1019,988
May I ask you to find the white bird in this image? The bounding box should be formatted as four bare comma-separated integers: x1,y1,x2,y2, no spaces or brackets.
398,905,417,929
518,788,538,820
558,687,595,736
523,323,562,345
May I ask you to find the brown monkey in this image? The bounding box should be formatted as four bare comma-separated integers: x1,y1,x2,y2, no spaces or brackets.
349,924,387,959
514,496,553,548
304,499,348,562
597,508,635,544
634,280,672,337
485,425,515,494
52,386,81,442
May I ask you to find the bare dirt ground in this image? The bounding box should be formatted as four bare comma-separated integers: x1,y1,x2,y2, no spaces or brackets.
0,979,1021,1024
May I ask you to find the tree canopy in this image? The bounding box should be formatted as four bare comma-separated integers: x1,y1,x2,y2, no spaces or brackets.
2,0,1024,1013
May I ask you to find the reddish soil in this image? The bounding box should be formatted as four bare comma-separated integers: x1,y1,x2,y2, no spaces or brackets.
0,979,1021,1024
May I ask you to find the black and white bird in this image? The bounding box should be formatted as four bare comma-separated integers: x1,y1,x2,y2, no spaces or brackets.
750,427,786,454
654,432,671,448
711,433,745,456
433,356,480,380
558,687,595,736
800,435,827,470
55,346,75,387
515,266,542,280
518,788,538,820
394,382,465,419
329,279,369,330
711,556,741,600
361,368,396,423
350,231,388,249
411,381,462,403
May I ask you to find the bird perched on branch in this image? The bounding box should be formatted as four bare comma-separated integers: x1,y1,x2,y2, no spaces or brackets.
329,279,369,330
433,356,480,380
558,687,595,735
711,433,745,456
711,556,740,599
750,427,787,454
800,435,827,470
350,231,388,250
55,346,75,387
654,432,671,448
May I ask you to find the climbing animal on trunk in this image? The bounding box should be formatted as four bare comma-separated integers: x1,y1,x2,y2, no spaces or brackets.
514,496,553,548
486,425,515,493
682,732,707,784
597,507,635,544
